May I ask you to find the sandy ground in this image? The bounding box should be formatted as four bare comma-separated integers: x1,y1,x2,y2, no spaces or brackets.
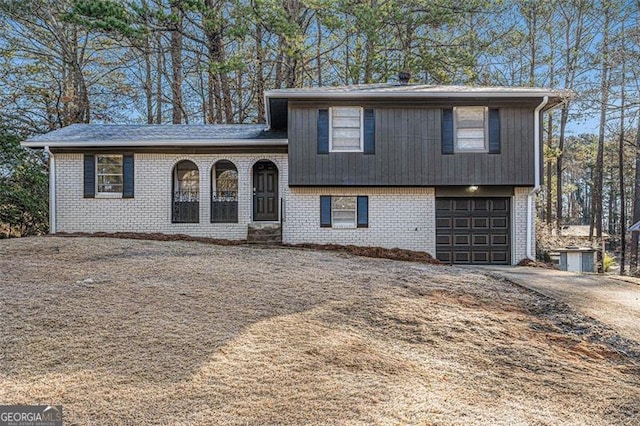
1,236,639,425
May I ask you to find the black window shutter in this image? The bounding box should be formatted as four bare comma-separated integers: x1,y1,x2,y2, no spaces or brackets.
488,108,500,154
317,109,329,154
320,196,332,227
363,108,375,154
357,196,368,228
441,108,454,154
83,154,95,198
122,154,135,198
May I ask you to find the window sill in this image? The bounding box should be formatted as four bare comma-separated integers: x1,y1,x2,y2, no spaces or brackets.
329,149,364,153
331,223,357,229
95,193,123,199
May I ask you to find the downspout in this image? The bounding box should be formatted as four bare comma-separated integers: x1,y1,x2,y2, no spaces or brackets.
264,94,271,130
45,146,56,234
527,96,549,260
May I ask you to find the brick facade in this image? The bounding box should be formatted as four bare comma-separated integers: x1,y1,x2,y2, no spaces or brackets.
513,187,535,263
54,153,287,239
282,187,436,254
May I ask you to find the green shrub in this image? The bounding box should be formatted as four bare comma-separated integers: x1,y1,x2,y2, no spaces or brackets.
603,252,615,273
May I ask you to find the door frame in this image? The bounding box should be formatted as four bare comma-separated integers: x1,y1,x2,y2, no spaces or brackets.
252,160,279,221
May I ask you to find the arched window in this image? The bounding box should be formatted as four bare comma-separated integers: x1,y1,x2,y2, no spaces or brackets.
211,160,238,223
172,160,199,223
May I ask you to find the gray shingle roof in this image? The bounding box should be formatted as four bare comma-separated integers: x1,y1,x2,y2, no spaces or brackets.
266,83,571,102
23,124,287,147
266,83,572,98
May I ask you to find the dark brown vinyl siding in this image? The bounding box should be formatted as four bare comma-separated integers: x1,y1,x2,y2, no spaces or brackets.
289,102,536,186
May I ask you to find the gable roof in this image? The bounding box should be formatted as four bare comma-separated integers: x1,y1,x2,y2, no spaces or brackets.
629,221,640,232
22,124,287,148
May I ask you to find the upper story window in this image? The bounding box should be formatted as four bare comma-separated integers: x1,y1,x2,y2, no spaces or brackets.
96,155,123,194
330,106,363,152
454,106,487,152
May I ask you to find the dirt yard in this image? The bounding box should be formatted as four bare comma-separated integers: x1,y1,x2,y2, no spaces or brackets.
1,236,639,425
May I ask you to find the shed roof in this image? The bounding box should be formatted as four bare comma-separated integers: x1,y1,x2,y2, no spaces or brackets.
22,124,287,148
551,225,610,238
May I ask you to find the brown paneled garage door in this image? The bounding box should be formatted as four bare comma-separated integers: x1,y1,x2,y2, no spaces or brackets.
436,197,510,265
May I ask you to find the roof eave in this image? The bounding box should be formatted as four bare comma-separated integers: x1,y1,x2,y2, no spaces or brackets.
21,138,289,149
264,90,568,100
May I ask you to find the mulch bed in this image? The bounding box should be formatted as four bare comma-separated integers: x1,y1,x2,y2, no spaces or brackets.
52,232,442,265
517,258,557,269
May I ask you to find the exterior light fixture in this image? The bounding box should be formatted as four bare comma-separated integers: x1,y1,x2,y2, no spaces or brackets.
468,185,479,192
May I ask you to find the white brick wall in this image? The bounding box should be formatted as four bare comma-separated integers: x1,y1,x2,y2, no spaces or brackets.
282,187,436,255
54,153,288,239
53,152,533,264
513,187,534,263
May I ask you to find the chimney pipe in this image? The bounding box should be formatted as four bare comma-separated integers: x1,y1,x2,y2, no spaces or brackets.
398,72,411,85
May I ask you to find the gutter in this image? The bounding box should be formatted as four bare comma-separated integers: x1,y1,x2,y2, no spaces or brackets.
44,146,56,234
526,96,549,260
264,93,271,130
264,89,567,100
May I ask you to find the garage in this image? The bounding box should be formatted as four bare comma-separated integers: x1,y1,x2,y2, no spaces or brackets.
435,197,510,265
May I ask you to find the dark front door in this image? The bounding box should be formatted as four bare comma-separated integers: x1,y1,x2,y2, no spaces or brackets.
435,197,510,265
253,161,278,221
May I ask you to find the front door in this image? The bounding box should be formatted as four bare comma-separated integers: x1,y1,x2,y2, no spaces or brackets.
253,161,278,221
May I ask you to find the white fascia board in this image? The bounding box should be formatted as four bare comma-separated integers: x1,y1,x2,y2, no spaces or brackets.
22,138,288,148
264,90,567,100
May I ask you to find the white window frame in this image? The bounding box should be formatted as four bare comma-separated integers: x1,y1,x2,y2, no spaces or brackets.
329,106,364,153
454,106,488,153
95,154,123,197
331,196,358,229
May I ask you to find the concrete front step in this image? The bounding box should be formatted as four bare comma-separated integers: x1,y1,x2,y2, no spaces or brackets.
247,223,282,244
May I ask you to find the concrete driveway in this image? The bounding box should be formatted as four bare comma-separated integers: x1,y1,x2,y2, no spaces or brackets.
479,267,640,343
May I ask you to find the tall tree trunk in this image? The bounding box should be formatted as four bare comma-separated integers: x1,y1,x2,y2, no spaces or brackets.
255,24,266,123
527,2,537,86
591,6,611,273
546,113,553,227
206,72,216,124
556,1,587,233
141,0,153,124
618,56,627,275
556,107,568,231
204,0,233,123
144,36,153,124
170,2,183,124
545,26,556,231
362,0,377,84
630,127,640,273
316,18,323,85
155,33,163,124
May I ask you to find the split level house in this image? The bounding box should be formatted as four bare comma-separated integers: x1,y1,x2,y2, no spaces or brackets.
23,83,566,265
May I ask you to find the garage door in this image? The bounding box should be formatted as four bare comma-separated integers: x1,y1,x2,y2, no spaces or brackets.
435,197,510,265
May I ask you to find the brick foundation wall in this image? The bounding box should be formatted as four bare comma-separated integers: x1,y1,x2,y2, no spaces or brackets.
282,187,436,255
